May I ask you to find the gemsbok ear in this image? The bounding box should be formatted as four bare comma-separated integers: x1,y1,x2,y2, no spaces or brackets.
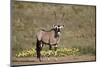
53,24,57,28
60,25,64,28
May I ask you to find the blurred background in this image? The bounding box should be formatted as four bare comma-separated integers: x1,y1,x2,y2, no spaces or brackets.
12,1,96,57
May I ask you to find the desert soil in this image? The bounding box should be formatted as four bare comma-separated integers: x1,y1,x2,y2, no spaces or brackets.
12,55,96,66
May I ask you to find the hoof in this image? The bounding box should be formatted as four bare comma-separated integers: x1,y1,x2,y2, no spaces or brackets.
47,58,50,61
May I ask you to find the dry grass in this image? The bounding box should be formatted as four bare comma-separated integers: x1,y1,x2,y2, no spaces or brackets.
12,1,96,57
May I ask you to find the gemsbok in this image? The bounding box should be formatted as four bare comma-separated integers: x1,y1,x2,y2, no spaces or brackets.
36,24,64,61
36,11,65,61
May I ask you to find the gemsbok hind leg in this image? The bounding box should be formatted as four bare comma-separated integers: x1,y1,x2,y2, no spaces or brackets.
36,40,42,62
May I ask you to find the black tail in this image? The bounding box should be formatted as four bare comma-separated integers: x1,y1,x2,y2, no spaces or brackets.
36,39,42,61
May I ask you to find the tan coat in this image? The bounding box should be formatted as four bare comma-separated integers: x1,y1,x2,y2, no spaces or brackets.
36,29,60,45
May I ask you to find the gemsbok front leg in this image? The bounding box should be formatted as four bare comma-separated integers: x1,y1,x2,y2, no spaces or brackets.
54,44,58,61
47,45,52,61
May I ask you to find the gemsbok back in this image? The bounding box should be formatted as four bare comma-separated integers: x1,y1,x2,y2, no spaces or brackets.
36,25,64,61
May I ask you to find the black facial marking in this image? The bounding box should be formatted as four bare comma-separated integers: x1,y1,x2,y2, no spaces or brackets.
58,25,60,27
58,28,60,32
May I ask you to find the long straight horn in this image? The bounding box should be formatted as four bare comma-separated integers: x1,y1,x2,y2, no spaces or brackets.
61,12,65,23
53,11,57,24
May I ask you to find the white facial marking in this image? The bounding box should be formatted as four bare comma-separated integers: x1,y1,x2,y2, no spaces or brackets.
58,32,61,35
59,26,62,29
60,26,64,28
53,25,64,29
54,26,57,28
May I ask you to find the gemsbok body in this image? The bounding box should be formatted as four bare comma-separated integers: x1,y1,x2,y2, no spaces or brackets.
36,25,64,61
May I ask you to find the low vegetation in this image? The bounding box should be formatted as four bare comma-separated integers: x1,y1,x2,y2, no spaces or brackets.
16,48,80,57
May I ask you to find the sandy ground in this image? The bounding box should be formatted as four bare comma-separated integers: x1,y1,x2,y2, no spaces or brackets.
12,55,96,66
